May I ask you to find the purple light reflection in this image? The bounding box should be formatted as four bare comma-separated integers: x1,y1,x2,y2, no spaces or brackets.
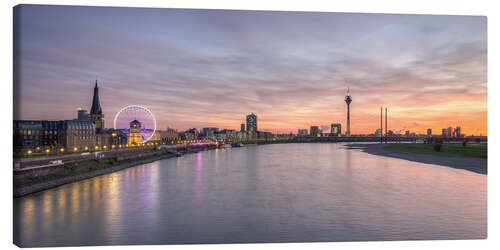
194,152,204,203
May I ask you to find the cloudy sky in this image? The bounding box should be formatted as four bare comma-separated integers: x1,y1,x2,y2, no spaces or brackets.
14,5,487,135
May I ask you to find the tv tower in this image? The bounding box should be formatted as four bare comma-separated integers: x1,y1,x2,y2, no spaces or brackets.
345,87,352,137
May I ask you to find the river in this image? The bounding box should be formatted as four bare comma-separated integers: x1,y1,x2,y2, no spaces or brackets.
13,143,487,247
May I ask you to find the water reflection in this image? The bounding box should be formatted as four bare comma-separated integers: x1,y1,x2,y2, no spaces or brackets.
195,152,203,203
14,143,487,247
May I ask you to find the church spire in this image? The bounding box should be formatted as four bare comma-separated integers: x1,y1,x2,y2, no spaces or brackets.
90,80,102,115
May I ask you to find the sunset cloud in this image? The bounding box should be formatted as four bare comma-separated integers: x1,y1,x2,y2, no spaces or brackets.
14,5,487,135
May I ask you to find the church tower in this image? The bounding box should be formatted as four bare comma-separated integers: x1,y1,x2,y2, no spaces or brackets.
90,80,104,130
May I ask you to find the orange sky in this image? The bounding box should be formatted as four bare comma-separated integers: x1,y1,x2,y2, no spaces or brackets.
15,7,487,136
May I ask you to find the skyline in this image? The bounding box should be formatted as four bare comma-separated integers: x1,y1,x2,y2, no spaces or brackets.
14,5,487,135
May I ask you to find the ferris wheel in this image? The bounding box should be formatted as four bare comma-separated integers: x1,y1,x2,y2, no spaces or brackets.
113,105,156,143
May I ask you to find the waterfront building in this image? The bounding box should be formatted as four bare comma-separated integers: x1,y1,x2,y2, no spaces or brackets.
298,129,308,136
90,80,104,130
454,126,462,138
201,127,219,139
128,120,143,145
405,130,410,137
240,124,245,133
345,88,352,137
427,128,432,136
149,130,162,141
310,126,320,136
182,128,199,140
62,120,97,150
76,108,90,121
331,123,342,136
442,128,448,138
215,129,237,140
96,129,127,149
320,125,330,134
237,131,248,139
246,113,257,135
14,120,97,153
447,126,453,138
157,128,179,142
14,120,47,153
257,131,273,139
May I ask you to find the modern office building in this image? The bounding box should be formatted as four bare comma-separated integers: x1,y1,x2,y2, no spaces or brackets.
182,128,199,140
427,128,432,136
454,126,462,137
216,129,238,140
298,129,308,136
201,127,219,139
310,126,320,136
246,113,257,134
240,124,245,133
331,123,341,136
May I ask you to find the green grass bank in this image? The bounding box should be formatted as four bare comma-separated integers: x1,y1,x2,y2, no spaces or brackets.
384,143,487,158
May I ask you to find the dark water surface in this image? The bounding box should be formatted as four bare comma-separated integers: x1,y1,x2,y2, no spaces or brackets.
14,143,487,247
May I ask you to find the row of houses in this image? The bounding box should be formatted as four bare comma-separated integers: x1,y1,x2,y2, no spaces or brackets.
177,128,274,141
13,120,128,153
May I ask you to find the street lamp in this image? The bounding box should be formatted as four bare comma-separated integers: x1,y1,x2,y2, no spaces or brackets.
27,150,32,156
84,146,89,151
60,148,65,153
73,147,78,152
